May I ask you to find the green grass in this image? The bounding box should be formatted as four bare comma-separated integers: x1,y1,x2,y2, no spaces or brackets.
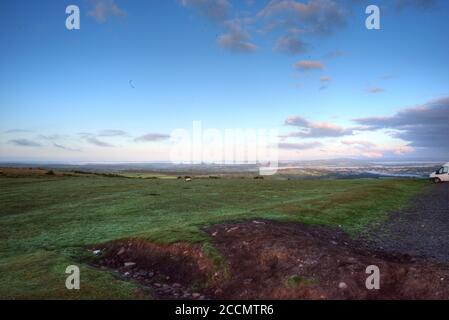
285,275,318,288
0,175,425,299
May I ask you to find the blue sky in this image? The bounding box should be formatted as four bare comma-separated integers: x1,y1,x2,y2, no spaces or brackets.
0,0,448,162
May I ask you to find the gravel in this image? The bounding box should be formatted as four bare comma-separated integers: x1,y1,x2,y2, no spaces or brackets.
364,183,449,263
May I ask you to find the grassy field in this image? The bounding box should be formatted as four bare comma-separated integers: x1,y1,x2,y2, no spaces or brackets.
0,173,426,299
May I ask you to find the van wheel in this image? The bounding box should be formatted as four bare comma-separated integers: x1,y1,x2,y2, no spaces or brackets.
433,178,441,184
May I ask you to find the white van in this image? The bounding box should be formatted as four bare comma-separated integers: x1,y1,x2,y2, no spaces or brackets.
429,163,449,183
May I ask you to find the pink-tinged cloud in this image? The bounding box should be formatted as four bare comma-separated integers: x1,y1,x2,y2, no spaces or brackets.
88,0,126,23
284,116,353,138
294,60,324,71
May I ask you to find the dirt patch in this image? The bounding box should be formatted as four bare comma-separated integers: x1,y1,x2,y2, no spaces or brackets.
93,220,449,300
92,240,216,300
204,220,449,299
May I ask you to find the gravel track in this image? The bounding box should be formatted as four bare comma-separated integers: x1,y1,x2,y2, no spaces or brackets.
365,183,449,263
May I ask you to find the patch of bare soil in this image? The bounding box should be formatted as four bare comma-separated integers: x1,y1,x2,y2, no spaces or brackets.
205,220,449,299
94,220,449,300
93,240,216,300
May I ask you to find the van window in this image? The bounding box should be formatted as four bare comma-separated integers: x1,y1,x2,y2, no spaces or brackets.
443,167,449,174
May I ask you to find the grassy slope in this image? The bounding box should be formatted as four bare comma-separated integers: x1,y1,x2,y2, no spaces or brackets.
0,175,425,299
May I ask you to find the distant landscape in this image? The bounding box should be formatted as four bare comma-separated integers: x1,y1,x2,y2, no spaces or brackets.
0,158,441,179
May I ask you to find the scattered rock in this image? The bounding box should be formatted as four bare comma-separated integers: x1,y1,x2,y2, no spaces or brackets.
346,257,357,264
192,293,201,299
338,282,348,290
227,227,239,233
117,247,126,256
124,262,136,268
92,249,101,255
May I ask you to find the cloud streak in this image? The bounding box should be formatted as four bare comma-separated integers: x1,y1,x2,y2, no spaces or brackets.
258,0,347,35
9,139,42,147
217,21,258,53
53,143,81,152
85,137,114,147
294,60,324,71
98,130,128,137
275,29,307,54
4,129,32,134
88,0,126,23
135,133,171,142
354,97,449,153
279,141,323,150
285,116,354,138
367,87,384,94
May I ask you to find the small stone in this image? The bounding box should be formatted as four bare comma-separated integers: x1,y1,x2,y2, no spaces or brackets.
117,247,126,255
192,293,201,299
92,249,101,255
173,283,182,288
227,227,239,233
124,262,136,268
331,241,338,245
338,282,348,289
153,283,162,288
212,232,218,237
166,276,171,280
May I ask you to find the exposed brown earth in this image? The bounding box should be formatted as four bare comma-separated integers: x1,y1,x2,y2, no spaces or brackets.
94,219,449,300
